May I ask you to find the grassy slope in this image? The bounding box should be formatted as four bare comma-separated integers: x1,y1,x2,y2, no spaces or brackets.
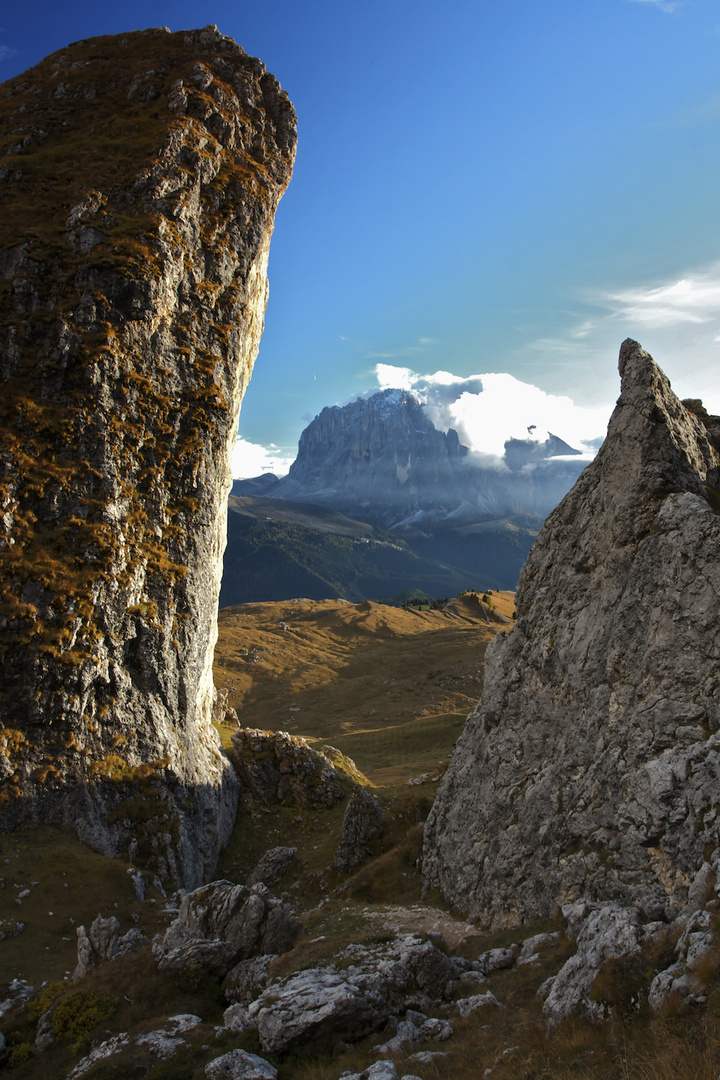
220,500,508,606
213,591,516,780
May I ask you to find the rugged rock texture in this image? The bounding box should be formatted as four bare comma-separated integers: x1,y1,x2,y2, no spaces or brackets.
230,728,350,809
423,341,720,927
223,954,277,1005
0,27,296,884
538,902,659,1025
249,934,461,1053
73,913,145,978
261,389,585,527
334,786,384,873
205,1049,278,1080
271,390,474,524
153,879,302,977
247,845,297,886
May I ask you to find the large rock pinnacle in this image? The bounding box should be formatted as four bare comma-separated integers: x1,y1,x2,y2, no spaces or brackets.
423,340,720,927
0,27,296,885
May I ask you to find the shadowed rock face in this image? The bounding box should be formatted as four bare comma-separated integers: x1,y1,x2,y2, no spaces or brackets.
423,340,720,928
0,27,296,886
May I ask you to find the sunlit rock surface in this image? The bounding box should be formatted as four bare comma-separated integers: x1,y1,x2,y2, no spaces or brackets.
423,340,720,927
0,26,296,886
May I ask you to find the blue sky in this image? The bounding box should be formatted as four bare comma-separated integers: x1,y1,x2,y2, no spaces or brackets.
3,0,720,475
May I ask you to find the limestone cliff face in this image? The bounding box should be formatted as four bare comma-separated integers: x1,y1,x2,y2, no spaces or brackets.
272,390,469,523
423,341,720,927
0,27,296,886
269,388,585,526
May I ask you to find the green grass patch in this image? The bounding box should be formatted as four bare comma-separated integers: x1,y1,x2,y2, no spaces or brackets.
0,825,166,985
318,712,466,786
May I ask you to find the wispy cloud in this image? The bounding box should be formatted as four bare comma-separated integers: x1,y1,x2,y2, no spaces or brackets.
0,44,17,61
595,265,720,327
365,337,439,360
517,261,720,415
627,0,680,12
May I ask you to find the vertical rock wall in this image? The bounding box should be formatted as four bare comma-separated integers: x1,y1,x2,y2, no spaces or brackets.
423,341,720,927
0,27,296,886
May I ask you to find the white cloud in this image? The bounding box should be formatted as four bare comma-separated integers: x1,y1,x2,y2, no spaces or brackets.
374,364,610,462
627,0,679,12
597,268,720,328
0,45,17,61
231,437,294,479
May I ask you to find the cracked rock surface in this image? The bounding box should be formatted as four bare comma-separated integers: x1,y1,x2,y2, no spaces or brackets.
0,26,296,887
423,340,720,927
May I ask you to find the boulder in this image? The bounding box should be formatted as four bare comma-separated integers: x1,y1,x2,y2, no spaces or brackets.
374,1011,453,1053
67,1034,131,1079
205,1049,277,1079
34,1009,55,1054
74,915,121,979
334,788,384,873
456,991,503,1019
222,1003,255,1034
73,915,145,979
518,932,559,966
252,933,461,1053
247,846,298,887
0,979,33,1020
230,729,348,808
477,948,515,975
648,908,715,1012
223,954,277,1004
340,1063,399,1080
254,967,389,1054
153,880,301,978
136,1014,202,1058
539,902,657,1025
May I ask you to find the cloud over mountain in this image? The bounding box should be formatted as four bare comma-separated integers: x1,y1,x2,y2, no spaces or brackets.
374,364,611,464
232,437,294,479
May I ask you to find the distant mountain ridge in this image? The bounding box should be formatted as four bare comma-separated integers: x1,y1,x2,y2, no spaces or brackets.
238,388,587,528
224,388,589,601
220,494,493,605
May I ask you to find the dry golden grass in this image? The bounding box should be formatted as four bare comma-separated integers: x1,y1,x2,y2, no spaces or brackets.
212,593,516,917
214,591,515,785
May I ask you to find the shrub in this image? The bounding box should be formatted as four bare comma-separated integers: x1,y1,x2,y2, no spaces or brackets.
28,980,65,1020
8,1041,34,1067
52,989,118,1053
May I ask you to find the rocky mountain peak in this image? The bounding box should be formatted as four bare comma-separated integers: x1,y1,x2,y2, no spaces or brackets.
0,28,296,885
423,339,720,927
266,387,587,526
270,389,470,521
